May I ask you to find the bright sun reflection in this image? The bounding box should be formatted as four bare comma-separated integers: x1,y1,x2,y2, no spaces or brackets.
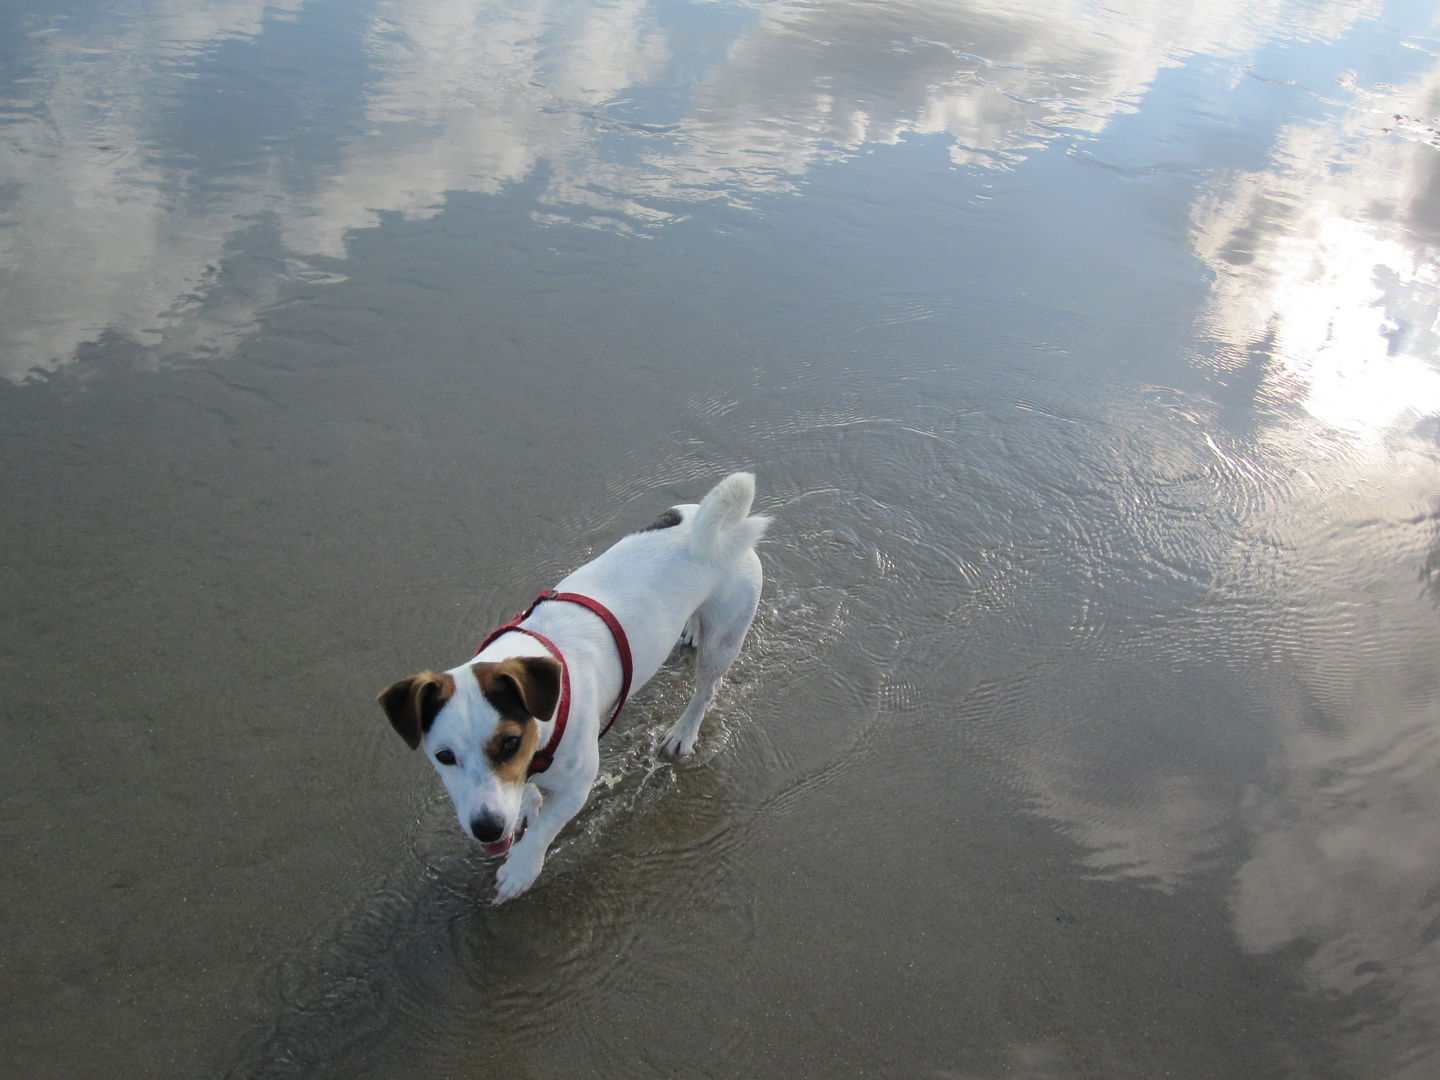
1194,64,1440,443
1266,215,1440,437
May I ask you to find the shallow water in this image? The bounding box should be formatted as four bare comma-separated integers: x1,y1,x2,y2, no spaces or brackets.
4,0,1440,1077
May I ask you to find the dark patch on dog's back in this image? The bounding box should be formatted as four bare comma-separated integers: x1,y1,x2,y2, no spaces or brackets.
641,507,683,532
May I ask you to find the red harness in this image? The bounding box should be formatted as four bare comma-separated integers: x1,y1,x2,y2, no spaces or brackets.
473,590,634,776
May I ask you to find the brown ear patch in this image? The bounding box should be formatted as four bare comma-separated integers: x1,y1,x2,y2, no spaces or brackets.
377,671,455,750
473,656,562,722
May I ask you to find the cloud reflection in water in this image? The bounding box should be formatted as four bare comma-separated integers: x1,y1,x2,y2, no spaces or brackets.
0,0,1383,378
1195,58,1440,440
1012,33,1440,1076
1190,44,1440,1079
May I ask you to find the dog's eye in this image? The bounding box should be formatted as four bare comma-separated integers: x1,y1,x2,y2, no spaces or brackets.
498,735,521,759
435,748,457,766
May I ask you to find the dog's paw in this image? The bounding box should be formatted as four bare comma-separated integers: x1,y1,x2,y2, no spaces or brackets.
660,726,699,759
678,617,699,649
493,848,544,904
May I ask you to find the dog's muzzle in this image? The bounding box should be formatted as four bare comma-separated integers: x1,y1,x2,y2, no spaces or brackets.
470,809,510,854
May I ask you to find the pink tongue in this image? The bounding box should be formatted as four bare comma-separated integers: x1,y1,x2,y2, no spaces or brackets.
481,838,511,856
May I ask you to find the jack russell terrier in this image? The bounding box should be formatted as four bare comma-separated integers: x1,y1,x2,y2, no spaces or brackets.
378,472,769,902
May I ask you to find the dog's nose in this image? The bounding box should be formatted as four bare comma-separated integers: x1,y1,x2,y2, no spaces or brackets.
469,810,506,843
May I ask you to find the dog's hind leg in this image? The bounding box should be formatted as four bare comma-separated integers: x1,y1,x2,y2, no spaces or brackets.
661,553,763,758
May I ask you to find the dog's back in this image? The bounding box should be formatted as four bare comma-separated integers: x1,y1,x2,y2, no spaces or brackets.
555,473,768,683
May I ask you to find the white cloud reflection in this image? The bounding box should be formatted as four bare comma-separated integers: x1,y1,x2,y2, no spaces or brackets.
1193,60,1440,440
1017,43,1440,1076
0,0,1381,377
1184,51,1440,1078
1226,458,1440,1080
0,0,312,378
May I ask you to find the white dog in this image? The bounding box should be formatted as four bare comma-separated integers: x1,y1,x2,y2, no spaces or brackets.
378,472,768,902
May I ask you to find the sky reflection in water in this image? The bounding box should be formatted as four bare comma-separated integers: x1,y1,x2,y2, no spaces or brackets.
5,0,1440,1076
6,0,1436,406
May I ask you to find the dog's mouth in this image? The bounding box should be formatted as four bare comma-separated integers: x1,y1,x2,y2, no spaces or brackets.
477,812,525,857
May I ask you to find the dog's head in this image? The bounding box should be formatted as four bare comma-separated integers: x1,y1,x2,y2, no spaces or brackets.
377,657,562,854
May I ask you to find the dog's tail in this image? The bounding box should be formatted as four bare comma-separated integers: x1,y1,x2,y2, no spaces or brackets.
690,472,770,566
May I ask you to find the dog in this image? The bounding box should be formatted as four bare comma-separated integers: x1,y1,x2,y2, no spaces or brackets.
378,472,769,902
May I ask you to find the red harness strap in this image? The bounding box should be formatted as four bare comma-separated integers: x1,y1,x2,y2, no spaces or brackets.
473,590,634,776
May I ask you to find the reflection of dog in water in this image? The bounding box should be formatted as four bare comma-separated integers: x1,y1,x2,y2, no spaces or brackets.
378,473,769,902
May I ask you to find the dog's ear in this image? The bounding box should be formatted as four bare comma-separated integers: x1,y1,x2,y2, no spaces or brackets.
377,671,454,750
473,656,562,722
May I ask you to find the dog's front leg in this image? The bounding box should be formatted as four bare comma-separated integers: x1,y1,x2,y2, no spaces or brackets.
493,760,595,904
